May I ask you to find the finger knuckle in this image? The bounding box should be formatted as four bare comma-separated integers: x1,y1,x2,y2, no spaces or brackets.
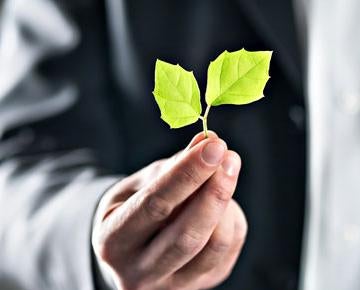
174,229,204,256
208,234,232,254
144,194,172,221
94,237,118,265
233,205,248,243
150,159,165,173
178,164,203,187
94,241,111,263
92,227,110,259
151,159,164,168
209,183,232,206
234,219,248,245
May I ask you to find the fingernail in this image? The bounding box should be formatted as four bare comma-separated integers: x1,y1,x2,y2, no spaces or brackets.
222,154,240,176
201,142,226,165
186,131,218,151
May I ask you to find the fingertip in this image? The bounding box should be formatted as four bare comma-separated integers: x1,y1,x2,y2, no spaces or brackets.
229,150,242,167
221,150,241,177
207,130,218,139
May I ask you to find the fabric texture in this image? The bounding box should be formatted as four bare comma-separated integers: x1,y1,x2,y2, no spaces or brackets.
300,0,360,289
0,1,119,289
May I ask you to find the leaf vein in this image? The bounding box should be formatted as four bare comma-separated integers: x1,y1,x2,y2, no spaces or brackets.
155,94,199,116
219,57,268,98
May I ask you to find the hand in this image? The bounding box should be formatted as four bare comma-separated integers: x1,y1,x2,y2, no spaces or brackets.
92,132,247,290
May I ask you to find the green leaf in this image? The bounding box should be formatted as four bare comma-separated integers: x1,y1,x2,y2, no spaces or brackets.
205,49,272,106
153,59,202,128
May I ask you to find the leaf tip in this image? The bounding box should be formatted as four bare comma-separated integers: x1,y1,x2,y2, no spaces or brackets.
152,90,158,97
160,115,171,128
265,50,274,60
155,59,165,72
155,58,163,65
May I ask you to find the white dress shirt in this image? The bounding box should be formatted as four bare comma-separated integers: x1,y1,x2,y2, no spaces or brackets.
300,0,360,289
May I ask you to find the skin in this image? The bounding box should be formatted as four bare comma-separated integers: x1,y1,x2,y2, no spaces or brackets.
92,132,248,290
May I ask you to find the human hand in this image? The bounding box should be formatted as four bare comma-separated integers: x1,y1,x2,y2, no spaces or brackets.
92,132,247,290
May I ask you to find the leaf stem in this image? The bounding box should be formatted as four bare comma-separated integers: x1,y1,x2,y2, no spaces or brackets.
202,105,211,138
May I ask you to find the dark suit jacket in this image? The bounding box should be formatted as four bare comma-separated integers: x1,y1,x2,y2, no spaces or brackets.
0,1,306,289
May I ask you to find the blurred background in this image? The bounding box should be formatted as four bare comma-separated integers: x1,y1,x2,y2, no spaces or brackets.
8,0,360,289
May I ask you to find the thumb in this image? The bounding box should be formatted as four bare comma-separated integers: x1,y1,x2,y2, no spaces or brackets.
167,131,220,167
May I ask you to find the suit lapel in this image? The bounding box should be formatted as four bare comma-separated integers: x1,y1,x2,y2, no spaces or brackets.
236,0,303,93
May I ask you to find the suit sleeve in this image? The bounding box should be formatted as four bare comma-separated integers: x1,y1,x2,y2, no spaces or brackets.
0,1,120,289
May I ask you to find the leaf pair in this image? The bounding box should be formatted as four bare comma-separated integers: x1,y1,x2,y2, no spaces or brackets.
153,49,272,130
